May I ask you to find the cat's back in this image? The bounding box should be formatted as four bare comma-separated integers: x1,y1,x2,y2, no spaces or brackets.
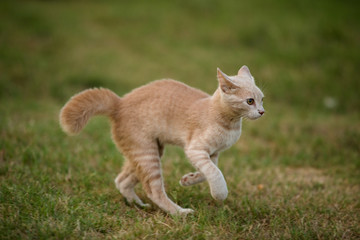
116,79,210,145
122,79,209,106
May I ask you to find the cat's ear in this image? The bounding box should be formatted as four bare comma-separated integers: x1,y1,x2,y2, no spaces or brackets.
217,68,239,93
238,65,252,79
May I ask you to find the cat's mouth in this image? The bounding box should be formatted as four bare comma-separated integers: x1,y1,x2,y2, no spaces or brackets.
246,113,264,120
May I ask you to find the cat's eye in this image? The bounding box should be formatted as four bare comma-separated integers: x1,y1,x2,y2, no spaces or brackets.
246,98,254,105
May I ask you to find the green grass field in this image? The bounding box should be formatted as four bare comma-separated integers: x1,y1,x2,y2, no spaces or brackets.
1,0,359,239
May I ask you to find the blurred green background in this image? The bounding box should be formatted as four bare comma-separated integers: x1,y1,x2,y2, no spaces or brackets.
1,0,359,239
1,0,359,111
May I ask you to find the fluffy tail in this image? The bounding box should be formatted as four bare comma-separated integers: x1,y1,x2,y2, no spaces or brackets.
59,88,120,135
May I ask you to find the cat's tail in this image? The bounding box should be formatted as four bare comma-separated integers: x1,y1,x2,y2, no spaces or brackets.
59,88,121,135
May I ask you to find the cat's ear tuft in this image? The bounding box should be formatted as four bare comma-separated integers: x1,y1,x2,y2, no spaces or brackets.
238,65,252,79
217,68,238,94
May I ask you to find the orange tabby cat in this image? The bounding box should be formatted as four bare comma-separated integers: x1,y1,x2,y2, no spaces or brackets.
60,66,265,215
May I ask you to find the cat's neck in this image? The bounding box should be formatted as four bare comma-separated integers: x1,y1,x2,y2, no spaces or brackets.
210,89,242,130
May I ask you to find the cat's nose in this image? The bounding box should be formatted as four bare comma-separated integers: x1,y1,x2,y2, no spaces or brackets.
258,110,265,115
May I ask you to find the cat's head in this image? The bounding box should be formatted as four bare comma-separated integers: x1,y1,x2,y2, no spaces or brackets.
217,66,265,120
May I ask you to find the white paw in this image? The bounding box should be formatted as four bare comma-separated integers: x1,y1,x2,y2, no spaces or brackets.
211,190,228,201
177,208,194,216
179,178,190,187
209,173,228,201
137,203,151,209
210,184,228,201
179,172,203,186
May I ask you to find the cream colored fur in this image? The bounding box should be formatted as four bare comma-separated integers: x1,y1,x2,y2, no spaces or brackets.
59,66,265,215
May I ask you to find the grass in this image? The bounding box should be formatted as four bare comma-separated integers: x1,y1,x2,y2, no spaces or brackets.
1,0,359,239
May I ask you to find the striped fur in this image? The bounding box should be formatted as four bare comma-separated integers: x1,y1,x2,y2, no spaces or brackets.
59,66,265,215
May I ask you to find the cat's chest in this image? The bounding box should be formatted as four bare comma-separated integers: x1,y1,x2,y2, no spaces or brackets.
217,128,241,151
207,123,242,154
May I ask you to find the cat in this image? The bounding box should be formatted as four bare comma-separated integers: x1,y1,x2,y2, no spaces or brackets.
59,66,265,215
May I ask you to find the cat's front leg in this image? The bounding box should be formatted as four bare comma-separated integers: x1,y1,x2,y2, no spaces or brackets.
180,153,219,186
185,149,227,201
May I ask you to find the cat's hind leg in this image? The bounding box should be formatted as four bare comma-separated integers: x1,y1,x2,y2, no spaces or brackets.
180,153,218,187
130,145,194,215
115,161,150,208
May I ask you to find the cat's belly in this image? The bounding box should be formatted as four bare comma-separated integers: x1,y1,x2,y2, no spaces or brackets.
157,129,187,148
